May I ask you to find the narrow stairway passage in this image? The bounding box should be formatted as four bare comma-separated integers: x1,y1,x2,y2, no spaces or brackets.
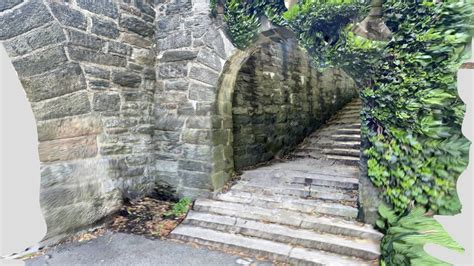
171,99,382,265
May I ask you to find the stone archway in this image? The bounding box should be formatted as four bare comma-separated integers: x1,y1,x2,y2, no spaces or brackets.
212,33,358,191
0,0,157,240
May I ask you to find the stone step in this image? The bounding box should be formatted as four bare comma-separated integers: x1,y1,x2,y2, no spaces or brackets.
346,123,361,129
327,155,360,166
233,182,357,202
334,114,360,120
193,199,383,241
182,212,380,260
318,141,360,149
341,105,361,110
332,134,361,142
291,174,359,189
216,190,358,218
250,158,360,176
242,170,359,189
310,186,357,202
328,119,361,125
323,148,360,158
336,128,361,135
170,225,374,265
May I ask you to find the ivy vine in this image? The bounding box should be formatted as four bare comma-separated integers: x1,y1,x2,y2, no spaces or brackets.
217,0,473,264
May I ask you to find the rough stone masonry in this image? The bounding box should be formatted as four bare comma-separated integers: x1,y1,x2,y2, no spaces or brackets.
0,0,357,240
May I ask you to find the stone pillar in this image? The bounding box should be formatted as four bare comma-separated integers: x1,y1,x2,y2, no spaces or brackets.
0,0,157,240
358,132,383,225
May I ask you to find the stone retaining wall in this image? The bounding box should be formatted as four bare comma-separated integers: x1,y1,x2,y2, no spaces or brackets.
0,0,359,239
232,40,356,169
0,0,156,239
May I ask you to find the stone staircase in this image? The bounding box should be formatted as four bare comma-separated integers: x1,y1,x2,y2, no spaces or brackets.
170,99,382,265
296,100,362,166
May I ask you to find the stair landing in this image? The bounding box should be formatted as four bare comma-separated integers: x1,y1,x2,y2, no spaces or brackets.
171,99,382,265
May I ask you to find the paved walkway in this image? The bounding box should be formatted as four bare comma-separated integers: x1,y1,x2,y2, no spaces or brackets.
26,233,271,266
171,99,383,265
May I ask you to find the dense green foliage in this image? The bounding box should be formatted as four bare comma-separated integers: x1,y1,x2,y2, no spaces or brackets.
223,0,261,49
377,204,464,265
283,0,369,68
164,198,191,217
218,0,473,264
282,0,472,215
363,0,473,215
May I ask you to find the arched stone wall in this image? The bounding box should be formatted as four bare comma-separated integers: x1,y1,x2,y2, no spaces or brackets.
231,40,356,169
0,0,361,240
152,0,358,198
0,0,156,240
214,38,358,184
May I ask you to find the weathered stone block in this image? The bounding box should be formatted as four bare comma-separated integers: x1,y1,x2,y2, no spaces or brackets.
83,65,110,80
120,14,154,37
68,46,127,67
197,48,222,71
3,24,66,57
37,115,102,142
109,42,132,56
76,0,119,19
89,80,111,90
164,80,189,91
68,30,106,51
93,92,121,112
154,160,179,173
156,16,180,35
179,160,213,174
112,70,142,88
184,15,212,38
158,62,188,79
182,144,212,161
161,50,198,62
20,63,86,102
108,158,145,179
42,195,121,238
32,91,91,120
153,130,181,142
182,129,212,144
189,81,216,101
99,143,132,155
179,170,212,189
131,48,154,65
39,135,98,162
0,0,23,12
0,0,53,40
157,30,192,50
202,30,226,59
91,17,120,39
155,113,186,131
12,46,68,77
49,2,87,30
212,129,230,145
196,102,215,115
120,32,153,48
189,66,219,86
136,0,156,17
186,116,212,129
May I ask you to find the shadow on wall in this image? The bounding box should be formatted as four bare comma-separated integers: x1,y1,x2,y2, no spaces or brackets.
0,45,46,257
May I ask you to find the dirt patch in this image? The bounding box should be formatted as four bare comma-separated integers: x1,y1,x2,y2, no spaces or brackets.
106,197,189,239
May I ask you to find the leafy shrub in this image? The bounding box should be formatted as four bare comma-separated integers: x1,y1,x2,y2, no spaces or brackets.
224,0,261,49
164,198,191,217
283,0,368,68
220,0,473,263
377,204,464,265
363,0,473,215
